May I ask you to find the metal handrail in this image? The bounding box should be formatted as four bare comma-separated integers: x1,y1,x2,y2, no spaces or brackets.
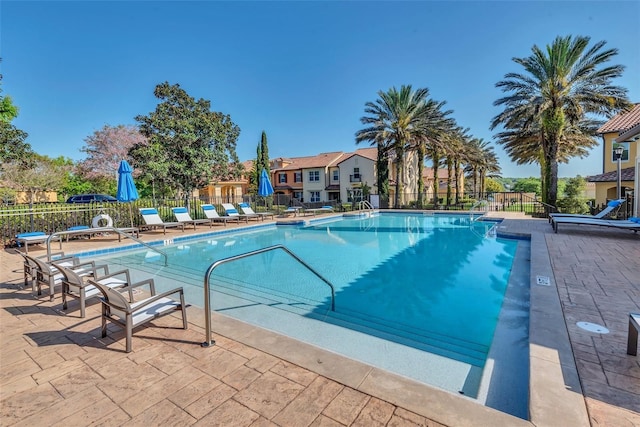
357,200,374,211
202,244,336,347
45,227,169,266
469,200,489,221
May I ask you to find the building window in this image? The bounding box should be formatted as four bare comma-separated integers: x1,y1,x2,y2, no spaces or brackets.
294,172,302,183
353,167,360,178
332,170,339,181
278,173,287,183
612,142,630,162
310,191,320,202
293,191,303,202
309,170,320,182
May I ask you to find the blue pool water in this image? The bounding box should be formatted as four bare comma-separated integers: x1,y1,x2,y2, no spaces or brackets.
91,212,528,414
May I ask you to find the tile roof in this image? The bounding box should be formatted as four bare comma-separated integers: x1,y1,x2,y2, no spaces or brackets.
422,168,451,180
337,147,378,164
273,152,346,171
587,166,636,182
597,103,640,134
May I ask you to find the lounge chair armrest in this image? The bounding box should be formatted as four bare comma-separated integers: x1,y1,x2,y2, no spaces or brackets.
96,269,131,283
134,288,185,308
93,263,110,276
129,278,155,290
119,278,156,301
95,269,132,283
69,260,97,270
41,252,72,262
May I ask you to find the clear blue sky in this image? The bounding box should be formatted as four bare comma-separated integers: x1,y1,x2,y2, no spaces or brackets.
2,1,639,178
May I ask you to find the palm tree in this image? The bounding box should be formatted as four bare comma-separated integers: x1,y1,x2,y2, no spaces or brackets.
463,138,488,196
491,35,631,207
477,146,501,195
495,116,599,200
356,85,441,208
409,99,454,208
442,126,469,206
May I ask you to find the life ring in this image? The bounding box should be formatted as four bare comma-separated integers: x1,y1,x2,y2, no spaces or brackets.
92,214,113,228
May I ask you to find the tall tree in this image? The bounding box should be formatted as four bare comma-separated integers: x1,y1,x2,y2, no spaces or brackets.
78,124,147,182
259,131,269,175
0,122,33,169
133,82,242,204
447,127,472,205
356,85,439,207
0,59,34,169
408,97,454,208
491,35,631,207
252,131,270,194
1,154,71,204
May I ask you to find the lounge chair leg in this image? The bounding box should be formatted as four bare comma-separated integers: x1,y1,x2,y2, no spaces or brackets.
101,306,108,338
79,289,86,319
628,314,639,356
181,293,188,329
126,315,133,353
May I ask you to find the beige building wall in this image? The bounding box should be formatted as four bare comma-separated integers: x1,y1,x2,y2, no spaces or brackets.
338,155,376,202
303,168,327,202
15,190,57,204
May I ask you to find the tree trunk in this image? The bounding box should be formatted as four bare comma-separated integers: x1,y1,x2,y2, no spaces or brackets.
542,138,559,208
394,146,404,208
454,159,460,205
446,158,453,206
431,149,440,208
417,144,425,208
377,148,389,208
472,168,477,198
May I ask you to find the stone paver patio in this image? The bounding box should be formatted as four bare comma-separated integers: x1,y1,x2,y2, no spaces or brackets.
1,213,639,426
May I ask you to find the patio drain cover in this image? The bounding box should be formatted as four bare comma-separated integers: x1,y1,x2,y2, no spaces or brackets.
577,322,609,334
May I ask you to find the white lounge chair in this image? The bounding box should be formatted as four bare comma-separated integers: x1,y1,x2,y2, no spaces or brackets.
26,253,101,300
552,216,640,234
549,198,625,223
63,224,139,241
15,250,76,291
15,231,62,253
90,277,187,353
52,262,131,318
238,202,274,220
139,208,185,234
303,205,335,216
171,207,211,228
200,204,240,225
222,203,258,221
281,206,301,217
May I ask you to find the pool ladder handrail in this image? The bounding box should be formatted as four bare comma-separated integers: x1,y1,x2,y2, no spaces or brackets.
469,200,489,222
45,227,169,266
202,244,336,347
357,200,374,212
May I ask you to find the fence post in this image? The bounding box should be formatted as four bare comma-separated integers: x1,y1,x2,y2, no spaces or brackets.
519,192,523,213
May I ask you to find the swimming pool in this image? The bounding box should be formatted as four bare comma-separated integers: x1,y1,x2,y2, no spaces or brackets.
90,212,529,416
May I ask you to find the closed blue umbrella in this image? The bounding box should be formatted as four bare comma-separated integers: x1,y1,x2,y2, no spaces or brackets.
258,168,274,197
117,160,139,202
116,160,139,227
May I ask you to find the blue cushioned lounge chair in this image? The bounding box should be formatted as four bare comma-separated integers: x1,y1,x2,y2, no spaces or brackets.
139,208,185,234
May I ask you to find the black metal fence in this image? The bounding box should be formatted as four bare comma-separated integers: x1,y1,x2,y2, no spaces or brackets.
384,191,552,216
0,195,344,246
5,191,620,246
